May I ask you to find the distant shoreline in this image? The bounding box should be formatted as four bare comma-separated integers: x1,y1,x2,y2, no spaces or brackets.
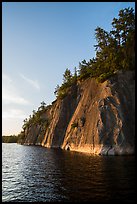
2,135,18,143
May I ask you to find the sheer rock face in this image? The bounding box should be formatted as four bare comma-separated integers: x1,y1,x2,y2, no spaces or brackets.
23,124,41,145
23,109,52,146
23,71,135,155
41,84,80,148
62,71,135,155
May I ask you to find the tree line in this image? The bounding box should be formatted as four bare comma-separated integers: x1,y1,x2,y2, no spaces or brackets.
2,135,18,143
54,7,135,99
17,7,135,140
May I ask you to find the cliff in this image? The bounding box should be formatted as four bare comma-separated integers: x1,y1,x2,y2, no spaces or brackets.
19,70,135,155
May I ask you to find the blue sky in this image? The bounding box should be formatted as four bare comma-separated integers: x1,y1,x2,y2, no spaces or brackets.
2,2,135,135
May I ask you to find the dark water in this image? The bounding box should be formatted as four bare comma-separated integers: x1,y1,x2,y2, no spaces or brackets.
2,143,136,202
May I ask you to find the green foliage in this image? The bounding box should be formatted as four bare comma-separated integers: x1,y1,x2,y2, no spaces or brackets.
54,84,60,96
54,83,68,99
55,8,135,97
2,135,18,143
21,101,50,133
54,68,75,99
77,60,91,81
63,68,72,85
111,7,135,46
96,71,115,83
77,7,135,83
21,7,135,136
38,101,47,112
71,122,78,129
17,131,26,144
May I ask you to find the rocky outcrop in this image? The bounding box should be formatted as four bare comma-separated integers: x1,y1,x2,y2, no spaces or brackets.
41,84,80,148
22,109,52,145
21,70,135,155
62,71,135,155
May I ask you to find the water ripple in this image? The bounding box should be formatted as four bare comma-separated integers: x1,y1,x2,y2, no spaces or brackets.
2,144,136,202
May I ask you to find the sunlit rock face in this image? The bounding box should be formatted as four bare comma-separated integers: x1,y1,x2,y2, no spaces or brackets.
23,70,135,155
41,83,80,148
61,71,135,155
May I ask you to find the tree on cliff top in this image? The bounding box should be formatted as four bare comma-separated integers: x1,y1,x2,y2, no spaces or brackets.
94,7,135,73
20,7,135,137
38,101,47,111
63,68,72,85
77,7,135,82
54,7,135,96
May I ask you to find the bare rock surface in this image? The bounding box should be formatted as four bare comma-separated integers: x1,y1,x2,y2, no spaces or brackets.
22,71,135,155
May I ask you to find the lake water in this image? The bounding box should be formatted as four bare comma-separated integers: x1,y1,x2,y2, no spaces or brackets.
2,143,136,202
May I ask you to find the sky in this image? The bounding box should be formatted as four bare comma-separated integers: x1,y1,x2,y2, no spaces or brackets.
2,2,135,136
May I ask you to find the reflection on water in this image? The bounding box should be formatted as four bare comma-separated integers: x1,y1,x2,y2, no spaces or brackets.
2,144,136,202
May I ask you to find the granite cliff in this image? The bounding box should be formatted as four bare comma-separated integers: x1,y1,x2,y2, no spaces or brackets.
18,70,135,155
17,7,135,155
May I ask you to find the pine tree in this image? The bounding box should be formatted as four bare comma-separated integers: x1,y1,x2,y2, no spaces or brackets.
63,68,72,85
